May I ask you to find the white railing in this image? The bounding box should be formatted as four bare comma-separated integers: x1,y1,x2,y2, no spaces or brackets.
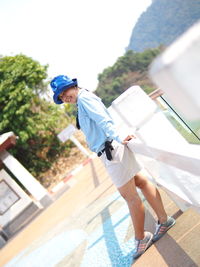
146,21,200,212
129,140,200,177
109,86,200,213
127,138,200,212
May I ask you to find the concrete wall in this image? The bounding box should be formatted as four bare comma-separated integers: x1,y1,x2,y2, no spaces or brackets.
0,169,39,240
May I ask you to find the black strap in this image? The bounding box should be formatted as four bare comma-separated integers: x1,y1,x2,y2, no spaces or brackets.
97,140,114,160
76,104,80,130
76,112,80,129
104,141,114,161
97,148,105,157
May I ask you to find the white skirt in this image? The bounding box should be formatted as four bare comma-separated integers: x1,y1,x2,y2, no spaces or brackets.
100,140,142,188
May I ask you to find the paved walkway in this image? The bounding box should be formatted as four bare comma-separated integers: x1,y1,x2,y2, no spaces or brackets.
0,157,200,267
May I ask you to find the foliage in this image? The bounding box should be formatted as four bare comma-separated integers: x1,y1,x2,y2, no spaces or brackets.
0,54,72,180
96,48,161,107
127,0,200,52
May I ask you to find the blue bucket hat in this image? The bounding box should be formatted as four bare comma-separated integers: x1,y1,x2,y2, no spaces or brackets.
50,75,78,104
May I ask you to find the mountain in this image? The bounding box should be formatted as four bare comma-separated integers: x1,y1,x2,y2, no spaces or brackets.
96,48,161,107
127,0,200,52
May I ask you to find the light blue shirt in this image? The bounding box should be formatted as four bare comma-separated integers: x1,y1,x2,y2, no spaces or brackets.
77,89,122,153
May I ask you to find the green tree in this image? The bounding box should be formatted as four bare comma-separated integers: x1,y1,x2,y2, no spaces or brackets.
0,54,71,182
0,54,47,142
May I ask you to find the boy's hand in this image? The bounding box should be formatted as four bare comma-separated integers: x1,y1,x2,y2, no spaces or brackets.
122,135,136,144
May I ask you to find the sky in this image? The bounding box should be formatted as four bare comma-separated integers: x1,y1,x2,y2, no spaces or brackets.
0,0,151,93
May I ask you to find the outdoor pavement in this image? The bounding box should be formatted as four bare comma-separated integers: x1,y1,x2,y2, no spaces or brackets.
0,156,200,267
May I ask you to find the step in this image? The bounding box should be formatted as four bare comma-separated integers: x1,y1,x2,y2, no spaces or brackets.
133,207,200,267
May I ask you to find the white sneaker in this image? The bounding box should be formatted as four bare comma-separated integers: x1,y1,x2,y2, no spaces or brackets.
133,231,153,259
153,216,176,242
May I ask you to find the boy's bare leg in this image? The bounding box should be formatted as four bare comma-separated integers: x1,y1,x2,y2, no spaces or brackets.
118,178,145,240
134,172,167,223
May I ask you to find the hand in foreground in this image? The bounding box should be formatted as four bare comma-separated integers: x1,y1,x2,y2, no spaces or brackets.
122,134,136,144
